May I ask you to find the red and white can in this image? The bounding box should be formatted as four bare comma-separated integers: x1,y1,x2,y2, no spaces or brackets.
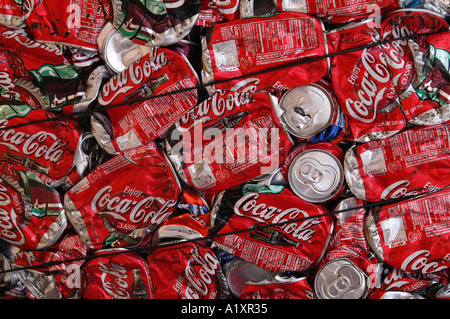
344,123,450,202
280,142,346,203
314,245,380,299
327,18,407,142
165,91,293,194
146,242,228,299
64,143,181,250
211,185,334,272
79,249,153,299
201,12,330,94
91,47,199,155
365,187,450,274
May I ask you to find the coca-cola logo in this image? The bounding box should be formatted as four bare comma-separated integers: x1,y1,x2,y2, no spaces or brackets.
176,78,259,130
0,179,25,246
382,267,430,291
0,119,63,163
98,261,131,299
380,180,418,200
98,48,168,105
182,245,221,299
234,193,322,242
1,29,64,56
401,250,448,274
91,186,177,227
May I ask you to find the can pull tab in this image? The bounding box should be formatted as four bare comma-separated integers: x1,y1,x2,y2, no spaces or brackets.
327,266,364,298
295,158,337,192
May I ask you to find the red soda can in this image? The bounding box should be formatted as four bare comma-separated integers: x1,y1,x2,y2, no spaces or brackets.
314,245,380,299
280,142,346,203
146,242,228,299
344,123,450,202
165,91,293,194
277,80,347,144
79,249,153,299
91,47,199,155
100,0,201,47
0,0,32,28
0,161,67,251
201,12,330,94
380,9,450,126
24,0,106,51
64,143,181,250
211,0,239,21
211,184,334,272
240,275,316,299
0,108,87,188
327,18,407,142
195,0,226,27
365,187,450,274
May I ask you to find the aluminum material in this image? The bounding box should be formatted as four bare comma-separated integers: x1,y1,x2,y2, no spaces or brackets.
279,84,335,139
223,258,276,297
379,291,426,299
315,258,369,299
288,149,344,202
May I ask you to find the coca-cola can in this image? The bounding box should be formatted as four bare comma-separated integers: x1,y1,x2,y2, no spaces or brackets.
280,142,345,203
165,91,293,194
369,290,426,299
211,184,334,272
79,249,153,299
277,80,347,144
0,161,67,251
344,123,450,202
314,245,380,299
239,0,278,19
201,12,330,94
240,275,316,299
146,242,228,299
365,187,450,274
91,47,199,154
100,0,201,47
327,18,408,142
65,143,181,250
221,256,276,298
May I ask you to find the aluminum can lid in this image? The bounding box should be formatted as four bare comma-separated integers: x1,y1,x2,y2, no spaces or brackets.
288,149,344,202
279,84,334,138
314,258,369,299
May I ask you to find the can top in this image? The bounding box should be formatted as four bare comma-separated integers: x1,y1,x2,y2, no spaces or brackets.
279,84,334,138
288,149,344,202
314,258,369,299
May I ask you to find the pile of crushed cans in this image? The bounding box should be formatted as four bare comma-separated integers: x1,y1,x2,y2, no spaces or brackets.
0,0,449,300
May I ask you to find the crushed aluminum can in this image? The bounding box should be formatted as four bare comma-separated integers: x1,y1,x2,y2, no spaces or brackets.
79,249,153,299
211,184,334,273
274,0,401,23
101,0,201,47
146,242,228,299
23,0,106,51
380,9,450,126
239,0,278,18
212,0,240,21
277,80,347,144
327,18,408,142
221,256,277,298
195,0,226,27
91,47,199,155
240,275,316,299
344,123,450,202
0,0,31,28
165,91,293,194
280,142,345,203
201,12,330,95
64,143,181,250
365,187,450,274
97,21,150,74
436,283,450,299
0,161,67,250
314,245,380,299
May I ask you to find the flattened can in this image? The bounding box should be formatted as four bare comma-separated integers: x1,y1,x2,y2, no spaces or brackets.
278,81,347,144
314,245,380,299
280,142,345,203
